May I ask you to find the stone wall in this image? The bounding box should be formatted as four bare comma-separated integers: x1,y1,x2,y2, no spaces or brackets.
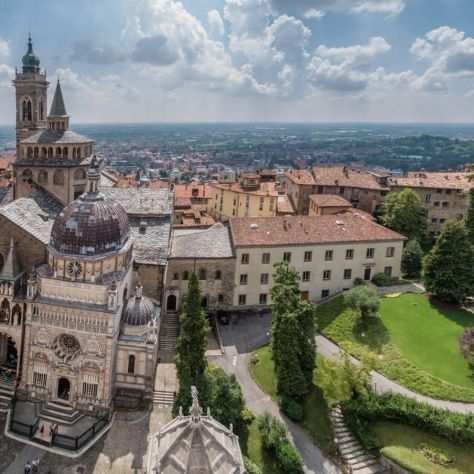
136,263,165,302
165,258,236,312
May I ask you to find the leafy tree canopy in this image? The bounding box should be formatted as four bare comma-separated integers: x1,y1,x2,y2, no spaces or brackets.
401,239,424,279
344,286,380,322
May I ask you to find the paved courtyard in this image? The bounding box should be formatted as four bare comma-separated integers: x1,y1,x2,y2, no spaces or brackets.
1,407,172,474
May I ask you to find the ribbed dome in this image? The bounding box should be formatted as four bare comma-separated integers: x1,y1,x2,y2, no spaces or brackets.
50,194,130,257
122,293,156,326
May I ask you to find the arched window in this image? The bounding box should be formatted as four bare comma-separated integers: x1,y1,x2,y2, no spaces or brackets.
39,99,44,121
74,169,86,180
48,148,53,158
63,147,68,158
27,100,32,121
56,147,62,157
53,170,65,185
0,299,10,323
38,170,48,184
128,355,135,374
22,98,32,121
27,147,33,158
77,148,81,159
22,169,33,181
34,148,39,158
41,147,47,158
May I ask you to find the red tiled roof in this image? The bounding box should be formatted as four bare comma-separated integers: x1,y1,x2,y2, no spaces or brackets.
174,183,210,199
0,155,15,170
391,172,473,192
309,194,352,208
312,166,387,191
285,169,316,185
230,214,405,247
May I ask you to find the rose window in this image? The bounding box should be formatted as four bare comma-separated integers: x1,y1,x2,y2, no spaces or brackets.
52,334,81,363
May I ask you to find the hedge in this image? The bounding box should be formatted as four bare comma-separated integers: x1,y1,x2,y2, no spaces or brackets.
341,392,474,445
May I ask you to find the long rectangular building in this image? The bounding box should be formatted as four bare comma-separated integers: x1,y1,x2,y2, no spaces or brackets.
229,213,406,308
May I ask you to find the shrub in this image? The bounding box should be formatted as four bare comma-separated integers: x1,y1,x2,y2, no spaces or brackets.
344,286,380,322
257,413,287,450
341,392,474,446
371,272,392,287
402,239,423,278
354,277,366,286
460,327,474,368
419,444,453,466
257,412,303,473
281,397,304,422
276,441,304,474
244,457,262,474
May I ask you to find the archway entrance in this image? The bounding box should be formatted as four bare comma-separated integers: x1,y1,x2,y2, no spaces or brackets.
57,377,71,401
167,294,177,312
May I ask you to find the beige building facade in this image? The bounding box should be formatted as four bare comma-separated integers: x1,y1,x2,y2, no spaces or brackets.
229,214,405,308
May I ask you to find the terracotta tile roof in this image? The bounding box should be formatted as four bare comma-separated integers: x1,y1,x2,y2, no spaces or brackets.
174,183,210,199
0,155,15,170
309,194,352,208
230,214,405,247
284,169,316,185
390,171,473,192
312,166,387,191
209,181,279,197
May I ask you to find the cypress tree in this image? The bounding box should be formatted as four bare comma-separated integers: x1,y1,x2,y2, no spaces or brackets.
424,221,474,304
401,239,423,278
466,188,474,246
271,263,316,400
174,272,209,413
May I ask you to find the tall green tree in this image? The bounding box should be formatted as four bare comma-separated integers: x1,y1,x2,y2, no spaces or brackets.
466,188,474,246
401,239,424,278
424,221,474,304
271,263,316,401
380,188,427,241
174,273,209,413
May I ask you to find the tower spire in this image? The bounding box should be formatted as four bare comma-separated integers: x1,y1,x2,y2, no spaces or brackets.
49,79,67,117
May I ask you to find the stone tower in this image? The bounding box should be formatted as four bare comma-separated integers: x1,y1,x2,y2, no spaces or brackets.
12,35,49,157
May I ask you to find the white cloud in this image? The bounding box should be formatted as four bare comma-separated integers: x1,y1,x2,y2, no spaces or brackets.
411,26,474,92
208,9,225,38
304,9,325,20
0,64,14,88
0,39,9,62
270,0,406,16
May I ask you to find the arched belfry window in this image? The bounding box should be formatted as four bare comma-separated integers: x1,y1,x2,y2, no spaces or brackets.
22,99,33,122
128,355,136,374
39,99,44,121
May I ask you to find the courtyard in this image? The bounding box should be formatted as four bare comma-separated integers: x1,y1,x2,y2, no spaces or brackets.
0,407,171,474
318,293,474,402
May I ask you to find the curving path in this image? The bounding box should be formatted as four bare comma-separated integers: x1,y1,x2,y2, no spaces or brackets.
213,315,341,474
317,334,474,414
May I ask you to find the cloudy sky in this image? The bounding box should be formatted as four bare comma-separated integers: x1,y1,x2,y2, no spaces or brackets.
1,0,474,123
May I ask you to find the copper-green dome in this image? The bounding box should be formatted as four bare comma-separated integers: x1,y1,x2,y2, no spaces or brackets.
22,35,40,73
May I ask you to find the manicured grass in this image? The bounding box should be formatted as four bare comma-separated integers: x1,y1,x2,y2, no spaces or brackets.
240,418,283,474
317,293,474,402
372,421,474,474
249,345,336,454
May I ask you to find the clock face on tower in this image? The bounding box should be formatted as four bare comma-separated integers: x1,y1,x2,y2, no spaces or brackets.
67,261,83,277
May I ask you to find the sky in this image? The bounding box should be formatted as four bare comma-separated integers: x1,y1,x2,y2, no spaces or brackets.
1,0,474,123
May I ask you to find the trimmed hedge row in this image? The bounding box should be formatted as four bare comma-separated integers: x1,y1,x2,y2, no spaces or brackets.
341,392,474,445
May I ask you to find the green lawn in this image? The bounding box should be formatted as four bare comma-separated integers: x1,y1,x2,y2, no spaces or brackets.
318,293,474,402
249,345,336,454
372,421,474,474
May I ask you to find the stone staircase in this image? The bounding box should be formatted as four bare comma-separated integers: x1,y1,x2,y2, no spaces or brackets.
159,311,179,354
0,384,14,412
38,400,83,425
330,406,388,474
152,390,176,407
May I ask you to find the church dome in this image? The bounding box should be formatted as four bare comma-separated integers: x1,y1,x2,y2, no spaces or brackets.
122,287,156,326
50,158,130,257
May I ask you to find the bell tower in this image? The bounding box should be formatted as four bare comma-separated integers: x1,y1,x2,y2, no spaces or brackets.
12,35,49,157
